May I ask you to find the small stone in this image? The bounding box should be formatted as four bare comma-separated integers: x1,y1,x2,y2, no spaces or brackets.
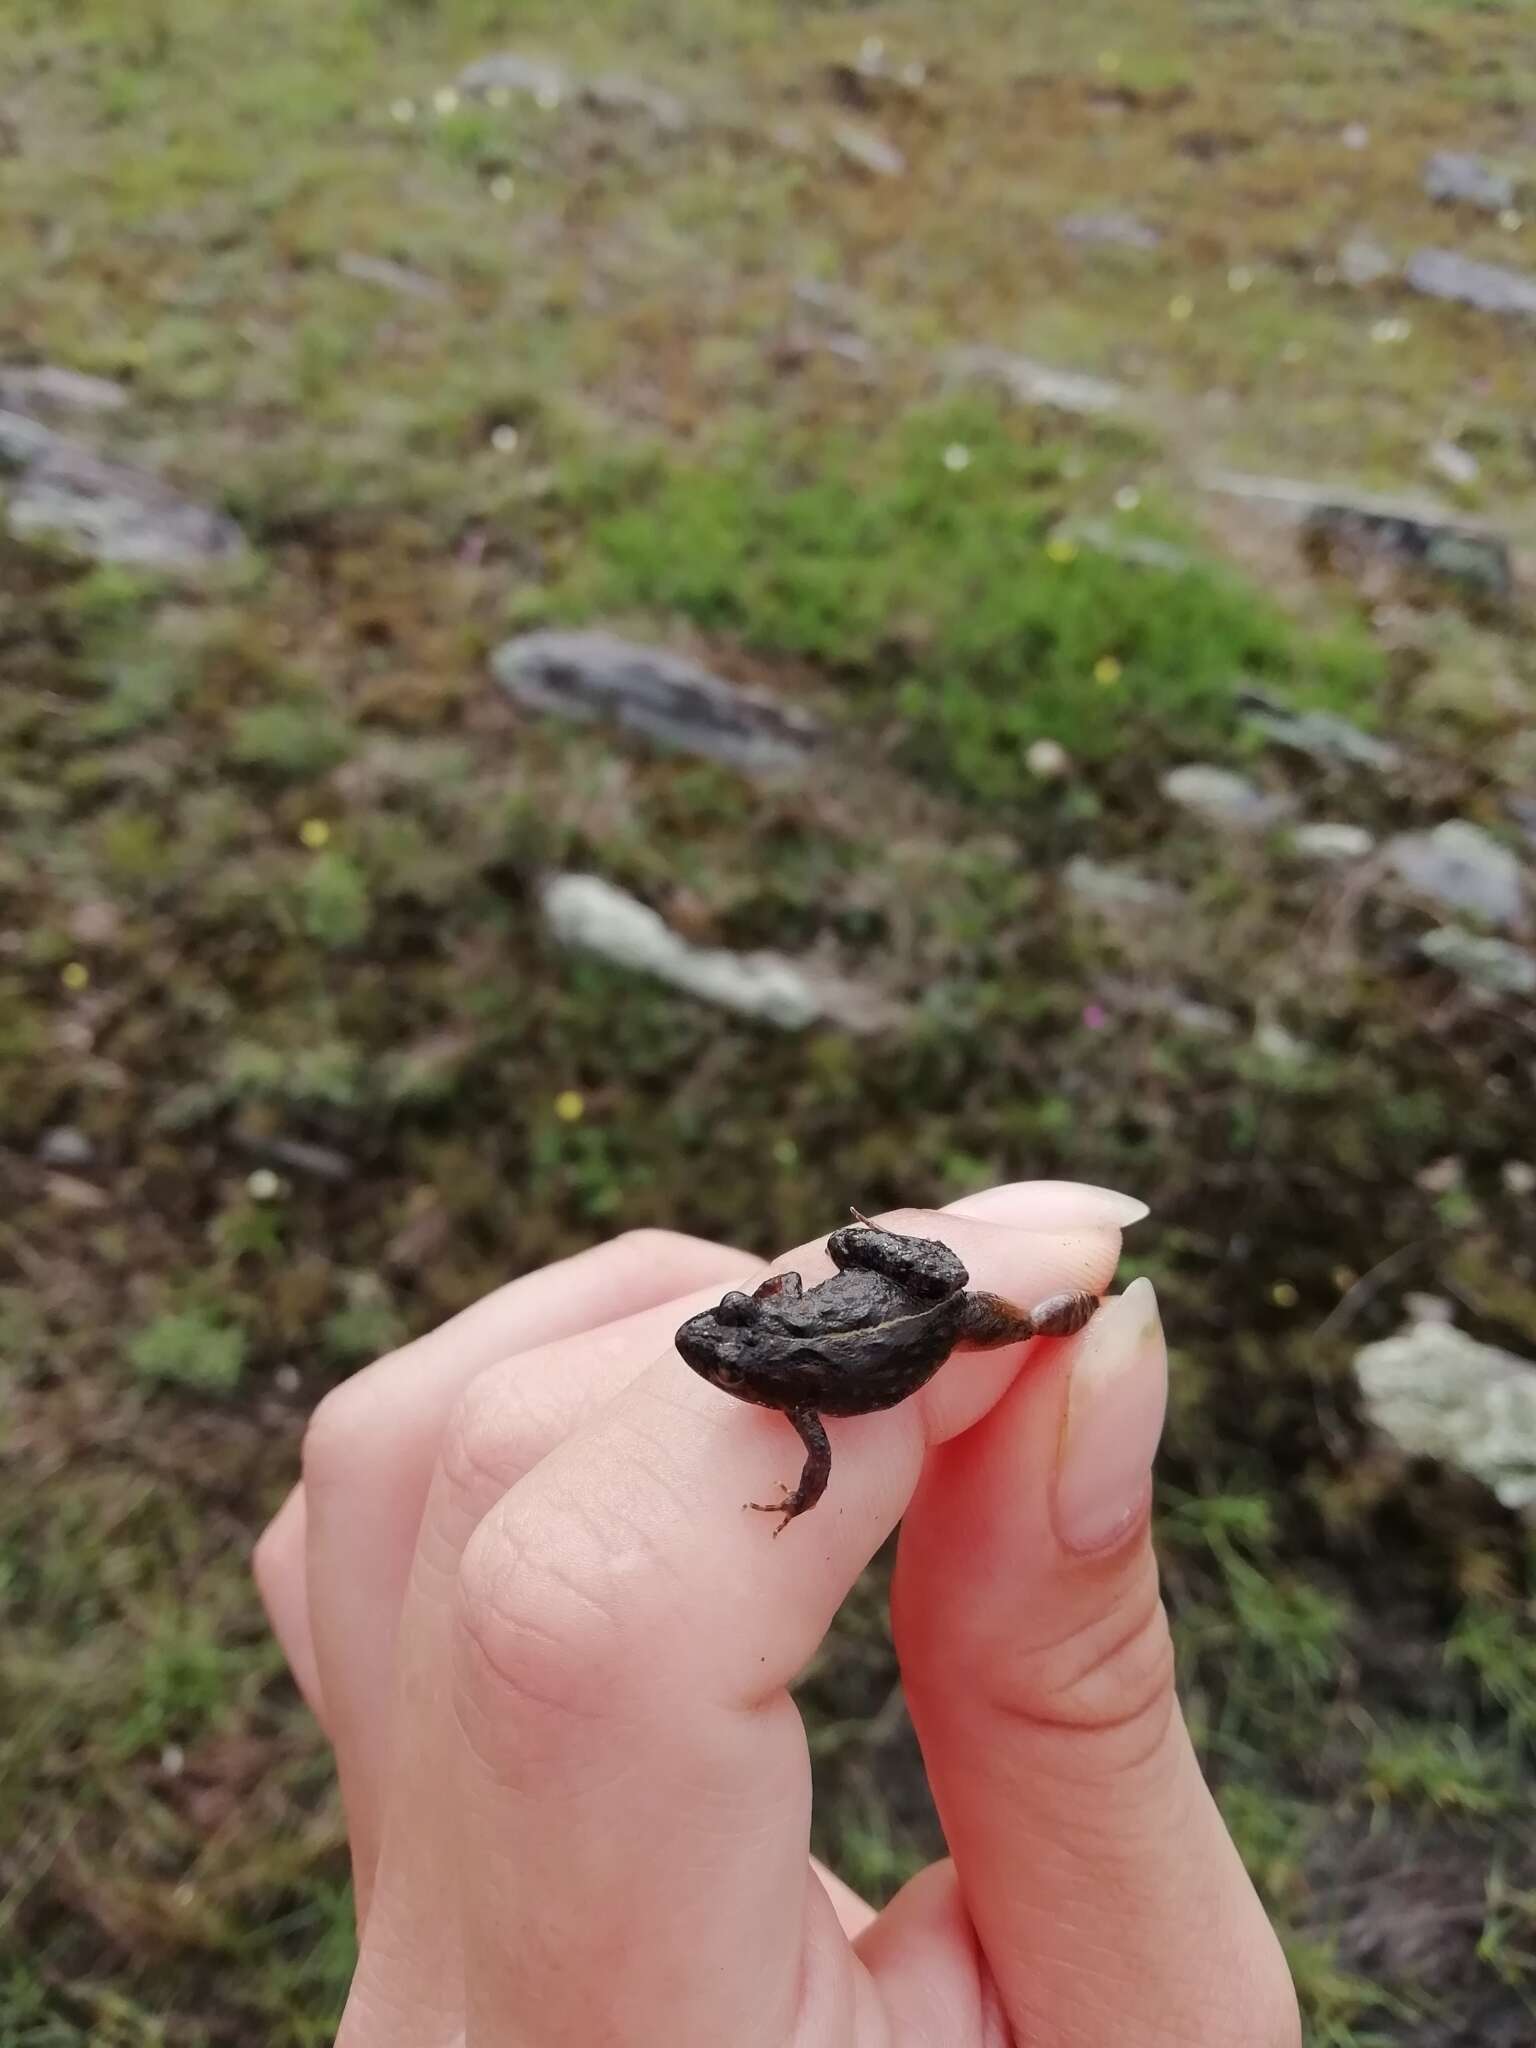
456,52,570,102
1340,122,1370,151
493,630,818,774
1062,858,1178,911
0,364,128,414
1403,1293,1456,1326
833,122,906,178
2,429,244,573
1406,247,1536,320
1254,1021,1310,1063
1338,235,1394,288
584,73,689,133
1241,694,1403,774
1290,821,1377,863
1426,439,1479,489
1416,1155,1464,1195
1026,738,1071,779
1423,150,1519,215
39,1126,94,1168
1502,1161,1536,1197
1172,999,1239,1037
337,251,449,303
1355,1321,1536,1513
540,874,893,1033
945,346,1124,418
1058,210,1161,251
1418,928,1536,997
489,423,520,452
160,1745,186,1777
274,1365,302,1394
1161,763,1293,831
1385,821,1524,930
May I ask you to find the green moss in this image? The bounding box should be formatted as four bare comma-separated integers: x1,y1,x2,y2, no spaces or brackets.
127,1310,248,1392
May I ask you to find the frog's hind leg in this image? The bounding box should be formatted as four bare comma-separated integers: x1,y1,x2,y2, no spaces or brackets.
749,1406,830,1535
753,1271,804,1302
962,1288,1099,1347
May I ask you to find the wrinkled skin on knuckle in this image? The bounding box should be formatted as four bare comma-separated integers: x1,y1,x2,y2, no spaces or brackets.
452,1495,633,1764
437,1365,548,1518
983,1572,1179,1761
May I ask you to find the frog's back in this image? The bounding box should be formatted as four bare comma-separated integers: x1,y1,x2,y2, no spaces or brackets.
810,1290,967,1415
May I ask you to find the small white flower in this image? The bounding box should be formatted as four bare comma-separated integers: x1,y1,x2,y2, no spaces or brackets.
434,87,460,116
535,82,562,110
1113,484,1142,512
1026,738,1071,778
389,98,416,124
490,174,516,203
246,1168,282,1202
942,443,972,472
1227,265,1253,293
1371,316,1411,346
1499,208,1523,233
490,424,521,453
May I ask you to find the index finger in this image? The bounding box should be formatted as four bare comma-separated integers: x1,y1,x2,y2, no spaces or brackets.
450,1206,1124,2048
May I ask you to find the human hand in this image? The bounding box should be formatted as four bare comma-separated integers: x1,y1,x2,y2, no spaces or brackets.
254,1185,1300,2046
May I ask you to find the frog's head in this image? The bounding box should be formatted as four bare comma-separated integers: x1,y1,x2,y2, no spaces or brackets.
674,1291,765,1394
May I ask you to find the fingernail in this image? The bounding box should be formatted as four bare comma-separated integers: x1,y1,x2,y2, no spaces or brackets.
1054,1277,1167,1555
951,1180,1151,1230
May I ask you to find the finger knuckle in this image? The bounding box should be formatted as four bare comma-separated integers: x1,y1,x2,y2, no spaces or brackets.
438,1367,543,1513
299,1378,377,1497
611,1226,750,1289
454,1497,627,1739
993,1577,1178,1763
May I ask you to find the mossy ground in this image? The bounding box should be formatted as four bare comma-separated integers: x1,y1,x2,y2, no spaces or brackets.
2,1,1534,2041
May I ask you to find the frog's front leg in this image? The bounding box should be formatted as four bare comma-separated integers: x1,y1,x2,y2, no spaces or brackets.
826,1220,967,1300
748,1406,830,1535
961,1288,1099,1346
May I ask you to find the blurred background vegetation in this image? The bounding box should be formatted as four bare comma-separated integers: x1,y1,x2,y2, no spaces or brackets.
2,0,1534,2041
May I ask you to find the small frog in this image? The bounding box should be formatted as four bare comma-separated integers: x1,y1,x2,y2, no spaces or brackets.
675,1217,1098,1531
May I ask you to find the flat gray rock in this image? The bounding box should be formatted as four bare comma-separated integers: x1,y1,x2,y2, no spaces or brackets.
1241,693,1402,774
1418,927,1536,997
541,873,893,1032
455,52,688,130
1384,820,1524,930
833,122,906,178
946,346,1125,418
1355,1321,1536,1512
1073,851,1179,909
493,630,818,773
1161,763,1293,830
0,364,128,413
456,52,570,100
338,251,449,302
2,420,244,572
1406,247,1536,319
1062,858,1179,912
585,72,689,132
1338,235,1395,288
1058,210,1161,251
1423,150,1519,213
1290,821,1376,863
1202,469,1511,598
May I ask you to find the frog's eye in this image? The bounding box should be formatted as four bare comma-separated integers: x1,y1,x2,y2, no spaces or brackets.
713,1291,760,1329
714,1365,745,1389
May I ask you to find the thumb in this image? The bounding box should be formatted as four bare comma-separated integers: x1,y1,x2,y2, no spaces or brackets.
892,1280,1299,2048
